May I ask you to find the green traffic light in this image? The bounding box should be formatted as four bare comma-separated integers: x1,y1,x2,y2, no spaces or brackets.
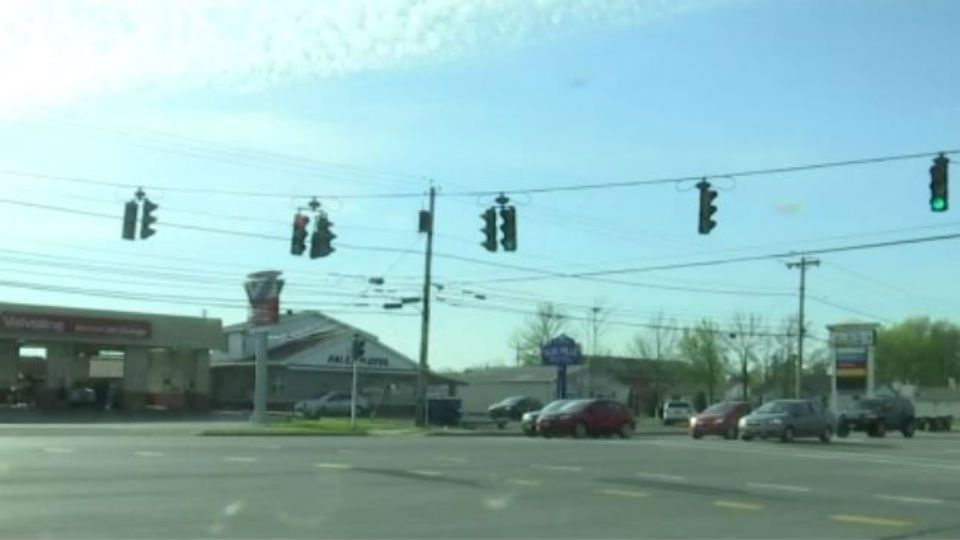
931,197,947,212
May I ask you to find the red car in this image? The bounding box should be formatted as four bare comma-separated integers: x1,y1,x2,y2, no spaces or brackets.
536,399,635,439
690,401,751,439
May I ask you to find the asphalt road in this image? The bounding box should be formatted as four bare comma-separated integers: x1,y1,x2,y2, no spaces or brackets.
2,426,960,539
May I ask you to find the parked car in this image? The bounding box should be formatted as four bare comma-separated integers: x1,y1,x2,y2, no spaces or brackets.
739,399,835,443
690,401,751,440
294,392,369,419
488,396,543,428
662,400,695,425
520,399,570,436
536,398,635,439
837,396,916,438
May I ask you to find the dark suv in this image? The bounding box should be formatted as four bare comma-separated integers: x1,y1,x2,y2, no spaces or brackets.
838,396,915,438
488,396,543,428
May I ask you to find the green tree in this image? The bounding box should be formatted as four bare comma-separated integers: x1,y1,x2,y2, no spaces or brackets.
678,319,729,403
510,302,569,366
875,317,960,386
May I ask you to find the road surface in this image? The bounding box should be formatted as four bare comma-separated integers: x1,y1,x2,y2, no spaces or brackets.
1,426,959,538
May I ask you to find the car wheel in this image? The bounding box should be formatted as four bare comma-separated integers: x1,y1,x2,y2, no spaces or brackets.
902,419,916,438
692,430,703,440
875,420,886,438
819,426,833,443
780,426,795,443
837,422,850,438
496,421,506,430
741,434,753,441
662,419,671,426
723,426,738,440
573,422,588,439
618,423,634,439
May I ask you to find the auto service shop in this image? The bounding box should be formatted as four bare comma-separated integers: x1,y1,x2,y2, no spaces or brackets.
0,302,223,411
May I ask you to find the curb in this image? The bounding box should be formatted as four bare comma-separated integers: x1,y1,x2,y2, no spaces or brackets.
198,429,369,437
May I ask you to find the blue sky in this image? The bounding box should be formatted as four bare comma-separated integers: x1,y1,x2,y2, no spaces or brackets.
0,0,958,369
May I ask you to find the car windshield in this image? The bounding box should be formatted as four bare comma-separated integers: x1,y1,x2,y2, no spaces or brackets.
541,400,570,413
666,401,692,409
703,402,736,414
754,402,790,414
499,396,525,405
855,399,885,410
559,400,593,412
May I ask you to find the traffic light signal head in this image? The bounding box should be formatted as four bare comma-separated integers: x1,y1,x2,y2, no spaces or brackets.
697,180,718,235
500,206,517,252
352,334,365,360
140,198,158,239
930,154,949,212
310,214,336,258
291,213,309,255
480,207,497,252
122,200,138,240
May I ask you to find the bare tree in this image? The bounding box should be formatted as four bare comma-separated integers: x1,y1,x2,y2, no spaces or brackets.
510,302,568,366
628,311,680,360
725,313,764,401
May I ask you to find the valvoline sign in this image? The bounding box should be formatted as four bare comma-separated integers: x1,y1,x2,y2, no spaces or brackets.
541,335,582,366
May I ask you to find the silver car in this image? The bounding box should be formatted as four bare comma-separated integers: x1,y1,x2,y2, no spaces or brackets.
739,399,835,443
294,392,370,419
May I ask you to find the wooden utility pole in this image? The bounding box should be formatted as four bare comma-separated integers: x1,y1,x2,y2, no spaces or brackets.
786,256,820,398
415,187,436,427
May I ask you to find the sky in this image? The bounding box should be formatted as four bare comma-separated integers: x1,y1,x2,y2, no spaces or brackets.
0,0,958,371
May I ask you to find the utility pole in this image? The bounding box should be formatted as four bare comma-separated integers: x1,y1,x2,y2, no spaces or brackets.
786,256,820,399
415,186,436,427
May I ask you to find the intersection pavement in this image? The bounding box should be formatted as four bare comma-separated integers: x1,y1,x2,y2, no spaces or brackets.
1,426,959,538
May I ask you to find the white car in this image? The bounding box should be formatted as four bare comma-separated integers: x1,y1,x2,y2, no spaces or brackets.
294,392,370,419
662,400,695,426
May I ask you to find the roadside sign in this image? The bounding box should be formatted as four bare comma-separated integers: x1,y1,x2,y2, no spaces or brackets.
541,335,582,366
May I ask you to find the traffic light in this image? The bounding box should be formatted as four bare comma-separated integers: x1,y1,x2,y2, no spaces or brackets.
500,205,517,252
291,213,309,255
140,198,158,239
310,214,336,258
351,334,365,360
930,153,949,212
480,207,497,252
697,180,718,235
122,200,138,240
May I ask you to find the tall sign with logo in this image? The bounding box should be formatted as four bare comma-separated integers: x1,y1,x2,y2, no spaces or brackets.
541,334,582,399
244,270,284,424
827,322,879,413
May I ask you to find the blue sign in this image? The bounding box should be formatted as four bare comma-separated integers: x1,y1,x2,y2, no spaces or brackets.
541,335,582,366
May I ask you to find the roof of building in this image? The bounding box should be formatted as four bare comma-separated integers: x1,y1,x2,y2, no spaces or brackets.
459,365,586,383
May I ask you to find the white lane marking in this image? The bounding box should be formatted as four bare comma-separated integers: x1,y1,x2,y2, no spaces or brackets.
314,462,352,470
407,469,443,477
531,464,582,473
223,456,258,463
597,488,649,498
134,451,164,458
42,447,74,454
222,500,245,517
875,494,944,505
434,456,469,464
746,482,810,493
636,472,686,482
505,478,541,487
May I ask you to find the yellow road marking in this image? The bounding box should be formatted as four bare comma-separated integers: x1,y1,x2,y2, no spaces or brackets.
714,500,764,511
506,478,541,487
831,514,913,528
596,488,650,498
313,462,352,470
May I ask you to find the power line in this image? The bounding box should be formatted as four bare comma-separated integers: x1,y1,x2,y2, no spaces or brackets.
807,296,896,325
2,148,956,200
